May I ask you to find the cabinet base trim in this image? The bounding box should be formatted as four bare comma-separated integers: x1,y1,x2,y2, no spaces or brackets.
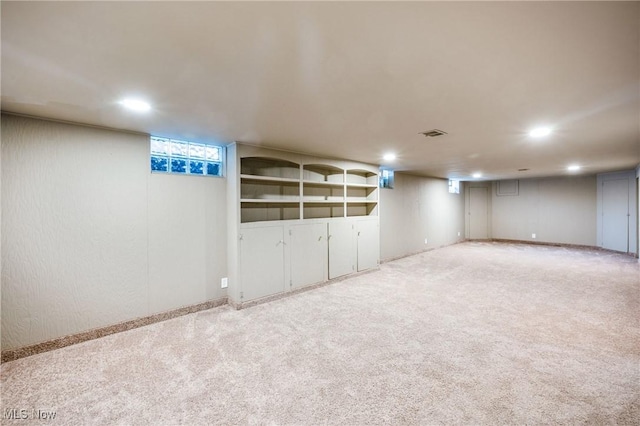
1,297,228,363
381,240,466,264
229,268,380,310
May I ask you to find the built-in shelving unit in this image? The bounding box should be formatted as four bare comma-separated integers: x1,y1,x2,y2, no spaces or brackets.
345,169,379,217
238,157,379,223
302,164,345,219
227,143,380,306
240,157,301,223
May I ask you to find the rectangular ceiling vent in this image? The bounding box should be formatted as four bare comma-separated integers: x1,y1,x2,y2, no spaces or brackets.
420,129,447,138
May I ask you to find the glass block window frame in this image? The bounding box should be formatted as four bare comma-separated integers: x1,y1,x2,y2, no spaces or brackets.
448,179,460,194
150,136,223,177
379,169,394,189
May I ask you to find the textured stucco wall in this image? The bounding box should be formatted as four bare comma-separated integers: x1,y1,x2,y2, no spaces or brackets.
1,114,227,350
379,173,465,261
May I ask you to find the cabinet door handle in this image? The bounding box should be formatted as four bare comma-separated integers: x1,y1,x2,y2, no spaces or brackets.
276,240,286,246
318,236,323,241
328,235,332,240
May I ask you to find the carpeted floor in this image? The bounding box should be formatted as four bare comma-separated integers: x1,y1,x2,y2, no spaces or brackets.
2,242,639,425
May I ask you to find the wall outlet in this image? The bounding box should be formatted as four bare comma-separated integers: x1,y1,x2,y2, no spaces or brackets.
424,238,428,245
458,231,461,237
221,277,228,289
531,233,536,239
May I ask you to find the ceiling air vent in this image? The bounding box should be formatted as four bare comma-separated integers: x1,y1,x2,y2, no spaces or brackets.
420,129,447,138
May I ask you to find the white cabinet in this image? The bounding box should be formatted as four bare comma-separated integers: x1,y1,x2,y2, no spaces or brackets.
356,219,380,271
228,143,380,305
239,226,286,301
289,223,327,289
328,220,355,279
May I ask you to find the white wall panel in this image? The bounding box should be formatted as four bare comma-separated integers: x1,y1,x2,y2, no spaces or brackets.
491,176,597,246
1,115,148,349
1,114,228,350
380,173,465,261
148,173,227,313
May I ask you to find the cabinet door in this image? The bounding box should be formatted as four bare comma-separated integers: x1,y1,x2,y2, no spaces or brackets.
328,221,355,279
288,223,328,289
239,226,285,301
357,219,379,271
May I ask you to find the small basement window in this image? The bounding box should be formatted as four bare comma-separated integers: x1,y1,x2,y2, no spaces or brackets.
379,169,394,189
448,179,460,194
150,136,223,177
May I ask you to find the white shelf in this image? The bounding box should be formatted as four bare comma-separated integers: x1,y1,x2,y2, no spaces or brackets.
241,174,300,184
302,180,344,187
303,199,345,204
346,199,378,204
345,183,378,188
241,199,300,204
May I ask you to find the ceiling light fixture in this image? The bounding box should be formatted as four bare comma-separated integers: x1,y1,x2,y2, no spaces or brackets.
383,153,396,161
567,164,581,171
119,98,151,112
472,172,482,179
528,127,552,138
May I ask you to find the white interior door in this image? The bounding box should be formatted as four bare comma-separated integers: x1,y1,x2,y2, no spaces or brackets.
289,223,327,289
602,179,629,252
328,221,355,279
357,220,379,271
239,226,285,301
469,187,489,239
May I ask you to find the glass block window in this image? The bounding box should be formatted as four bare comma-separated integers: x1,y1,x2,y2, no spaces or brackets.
150,136,223,177
448,179,460,194
379,169,394,189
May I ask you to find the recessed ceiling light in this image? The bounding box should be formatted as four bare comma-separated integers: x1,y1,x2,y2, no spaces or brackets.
119,98,151,112
567,164,581,171
529,127,552,138
383,153,396,161
472,172,482,179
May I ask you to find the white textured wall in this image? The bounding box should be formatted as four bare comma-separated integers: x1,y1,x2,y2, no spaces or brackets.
380,173,465,261
1,114,227,350
148,173,226,312
491,176,597,246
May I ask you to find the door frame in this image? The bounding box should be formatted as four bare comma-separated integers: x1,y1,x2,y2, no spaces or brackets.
597,170,637,254
465,183,491,240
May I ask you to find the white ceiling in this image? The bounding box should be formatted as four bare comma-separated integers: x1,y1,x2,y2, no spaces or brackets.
2,1,639,180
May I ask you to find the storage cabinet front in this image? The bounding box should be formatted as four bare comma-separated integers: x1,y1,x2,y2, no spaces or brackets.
328,221,355,279
239,226,286,301
289,223,328,289
356,219,380,271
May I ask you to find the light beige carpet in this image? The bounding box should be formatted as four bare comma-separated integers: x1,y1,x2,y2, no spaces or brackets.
2,242,639,425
